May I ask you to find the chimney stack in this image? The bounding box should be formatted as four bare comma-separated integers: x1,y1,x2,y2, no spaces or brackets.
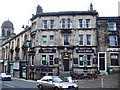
90,3,93,11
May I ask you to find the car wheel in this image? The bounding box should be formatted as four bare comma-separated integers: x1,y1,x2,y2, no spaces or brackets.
54,87,59,90
37,84,43,90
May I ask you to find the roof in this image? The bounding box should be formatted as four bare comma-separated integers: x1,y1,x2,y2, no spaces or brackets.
31,11,98,21
2,20,14,28
97,17,120,20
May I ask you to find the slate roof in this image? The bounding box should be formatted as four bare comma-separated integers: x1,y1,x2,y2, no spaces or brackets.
30,11,98,21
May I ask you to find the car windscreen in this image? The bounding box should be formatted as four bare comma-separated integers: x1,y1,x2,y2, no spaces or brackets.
52,77,63,83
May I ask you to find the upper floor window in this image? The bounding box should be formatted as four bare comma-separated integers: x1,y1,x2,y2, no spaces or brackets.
108,22,116,31
64,35,70,45
86,19,91,28
109,35,118,46
42,36,47,46
86,35,91,46
67,18,72,28
61,19,66,29
43,20,48,29
78,19,83,28
31,37,35,47
79,35,84,45
50,20,55,29
17,39,20,46
49,35,54,46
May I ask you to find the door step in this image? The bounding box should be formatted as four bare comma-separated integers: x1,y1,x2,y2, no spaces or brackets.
100,71,108,75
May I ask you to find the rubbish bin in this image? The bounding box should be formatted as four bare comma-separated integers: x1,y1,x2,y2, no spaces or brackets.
108,68,113,74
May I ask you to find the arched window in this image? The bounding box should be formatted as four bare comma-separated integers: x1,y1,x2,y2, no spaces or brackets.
61,18,66,29
67,18,72,28
17,38,20,46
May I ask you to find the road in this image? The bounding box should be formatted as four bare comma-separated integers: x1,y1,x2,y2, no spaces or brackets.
1,78,38,89
0,72,119,90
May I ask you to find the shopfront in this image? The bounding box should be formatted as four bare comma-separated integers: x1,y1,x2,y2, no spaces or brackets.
13,62,20,78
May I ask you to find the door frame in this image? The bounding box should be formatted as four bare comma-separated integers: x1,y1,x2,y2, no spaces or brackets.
98,52,107,72
63,59,69,71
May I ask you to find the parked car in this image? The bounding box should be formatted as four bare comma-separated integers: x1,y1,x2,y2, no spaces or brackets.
37,76,78,90
0,73,11,81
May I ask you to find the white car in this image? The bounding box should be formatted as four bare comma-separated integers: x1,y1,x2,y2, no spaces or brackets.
0,73,11,81
37,76,78,90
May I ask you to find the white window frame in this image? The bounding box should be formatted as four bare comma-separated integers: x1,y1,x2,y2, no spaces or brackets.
42,36,47,46
61,19,66,29
42,20,48,29
86,55,92,67
86,19,91,28
63,35,70,46
108,22,117,31
86,35,92,46
79,55,84,67
41,55,47,65
49,35,54,46
109,35,118,46
78,19,83,28
50,20,55,29
78,35,84,46
49,55,54,65
67,18,72,28
110,52,119,67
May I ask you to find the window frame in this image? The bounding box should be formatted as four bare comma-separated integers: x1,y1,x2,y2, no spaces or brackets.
41,55,47,65
49,35,54,46
49,55,54,65
61,18,66,29
78,19,83,28
63,35,70,46
67,18,72,28
79,55,84,67
42,36,47,46
86,35,92,46
86,19,91,28
110,53,119,67
78,35,84,46
109,35,118,46
86,55,92,67
42,20,48,29
50,20,55,29
108,22,117,31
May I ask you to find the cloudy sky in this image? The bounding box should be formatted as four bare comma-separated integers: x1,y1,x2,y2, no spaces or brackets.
0,0,119,34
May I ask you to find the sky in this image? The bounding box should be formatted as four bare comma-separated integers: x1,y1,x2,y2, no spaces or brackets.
0,0,119,34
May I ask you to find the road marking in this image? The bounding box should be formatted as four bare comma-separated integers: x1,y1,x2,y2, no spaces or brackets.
4,84,14,88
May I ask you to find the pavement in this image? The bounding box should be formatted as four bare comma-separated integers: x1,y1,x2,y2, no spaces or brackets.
12,72,120,88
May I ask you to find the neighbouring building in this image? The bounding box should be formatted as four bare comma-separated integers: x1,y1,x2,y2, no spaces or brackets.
97,17,120,75
0,20,15,73
1,26,30,78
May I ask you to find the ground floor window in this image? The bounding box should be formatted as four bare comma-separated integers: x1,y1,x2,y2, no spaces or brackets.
49,55,54,65
111,53,119,66
86,55,92,66
42,55,46,65
78,55,92,67
79,55,84,66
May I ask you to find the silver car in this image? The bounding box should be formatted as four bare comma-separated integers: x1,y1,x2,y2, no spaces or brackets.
37,76,78,90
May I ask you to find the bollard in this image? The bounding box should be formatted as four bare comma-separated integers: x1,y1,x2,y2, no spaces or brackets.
101,78,104,88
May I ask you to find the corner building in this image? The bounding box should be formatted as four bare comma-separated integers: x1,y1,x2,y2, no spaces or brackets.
29,5,98,80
